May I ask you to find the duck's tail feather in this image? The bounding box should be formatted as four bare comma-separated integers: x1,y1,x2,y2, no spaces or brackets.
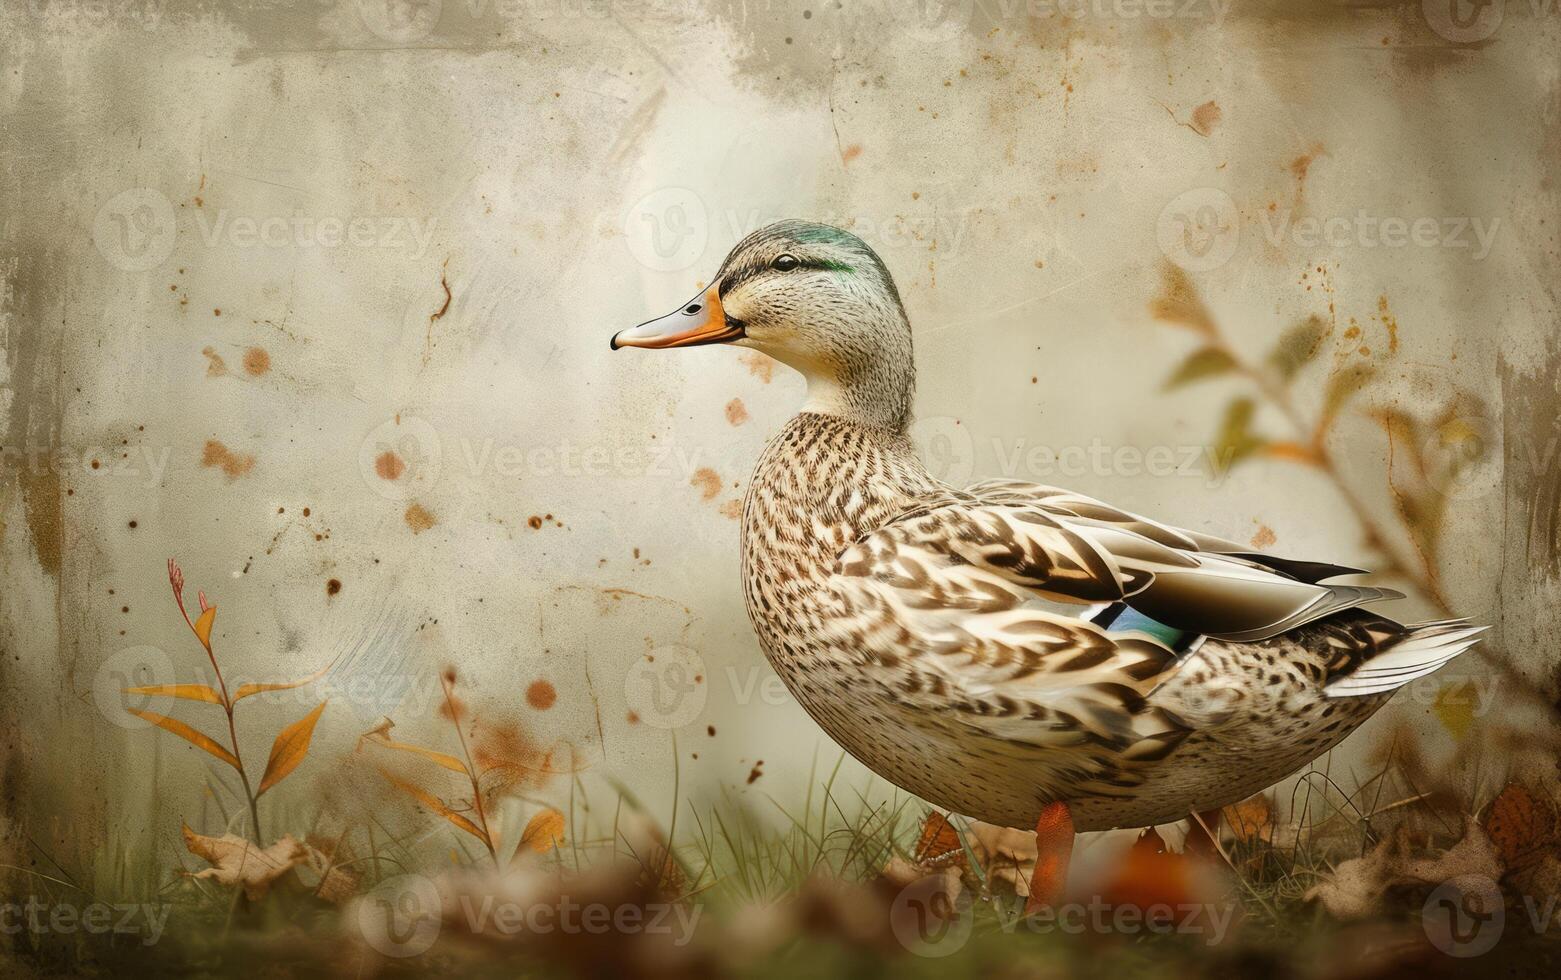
1323,618,1488,697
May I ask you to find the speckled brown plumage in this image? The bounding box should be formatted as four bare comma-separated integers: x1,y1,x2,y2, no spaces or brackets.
620,220,1486,833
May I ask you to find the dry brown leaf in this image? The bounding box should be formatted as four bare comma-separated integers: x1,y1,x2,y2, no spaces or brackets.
1306,822,1503,921
126,709,239,769
183,824,307,900
302,835,360,904
233,663,332,703
257,701,327,795
966,820,1037,897
1222,794,1274,844
123,683,224,705
379,767,490,846
1482,782,1558,869
193,606,216,651
912,812,964,866
518,808,566,854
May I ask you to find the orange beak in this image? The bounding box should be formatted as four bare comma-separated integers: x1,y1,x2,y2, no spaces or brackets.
611,286,744,350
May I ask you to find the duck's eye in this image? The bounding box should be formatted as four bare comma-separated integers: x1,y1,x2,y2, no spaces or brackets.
772,254,800,272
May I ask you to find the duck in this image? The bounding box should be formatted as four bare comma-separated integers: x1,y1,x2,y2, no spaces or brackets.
611,219,1485,906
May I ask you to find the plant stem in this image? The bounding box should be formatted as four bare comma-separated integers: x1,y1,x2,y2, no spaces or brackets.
441,675,498,865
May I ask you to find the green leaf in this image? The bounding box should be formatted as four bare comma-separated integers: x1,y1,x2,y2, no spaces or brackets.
1268,315,1328,382
1163,346,1238,391
1211,397,1270,475
1320,363,1378,429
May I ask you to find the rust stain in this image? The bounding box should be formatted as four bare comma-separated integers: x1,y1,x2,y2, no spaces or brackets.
374,451,406,481
841,144,862,163
527,515,544,529
201,346,228,377
724,398,749,426
1250,524,1277,549
690,468,721,501
19,465,61,577
326,578,342,596
1377,296,1400,353
1190,100,1222,137
242,346,271,376
746,760,764,784
738,350,774,383
719,499,742,520
526,680,557,710
201,439,255,480
404,502,436,533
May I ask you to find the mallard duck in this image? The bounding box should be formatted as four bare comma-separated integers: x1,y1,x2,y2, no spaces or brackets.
611,220,1484,904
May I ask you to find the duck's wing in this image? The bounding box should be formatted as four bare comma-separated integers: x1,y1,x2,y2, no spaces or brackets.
843,478,1402,645
821,480,1415,757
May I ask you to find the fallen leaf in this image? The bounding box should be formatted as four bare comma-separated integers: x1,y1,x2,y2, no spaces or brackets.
913,812,964,866
183,825,307,900
518,808,566,854
257,701,327,795
126,709,239,769
1306,822,1502,920
1482,783,1558,869
1222,794,1273,844
1268,314,1328,381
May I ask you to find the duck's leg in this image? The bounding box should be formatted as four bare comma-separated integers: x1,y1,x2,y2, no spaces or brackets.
1025,801,1075,915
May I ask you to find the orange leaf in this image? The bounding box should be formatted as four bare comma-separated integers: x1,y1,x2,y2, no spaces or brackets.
913,812,964,866
192,606,217,651
257,701,327,796
1221,794,1274,844
1482,782,1558,869
123,683,224,705
378,767,490,846
518,808,566,853
126,708,239,769
233,663,331,703
361,734,469,775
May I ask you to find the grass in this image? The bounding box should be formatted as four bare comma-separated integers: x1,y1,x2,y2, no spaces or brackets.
6,738,1558,980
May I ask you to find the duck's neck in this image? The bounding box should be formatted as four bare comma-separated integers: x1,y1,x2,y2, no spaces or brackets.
795,318,916,434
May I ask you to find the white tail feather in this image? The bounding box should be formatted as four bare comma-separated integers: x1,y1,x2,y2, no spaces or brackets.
1324,621,1488,697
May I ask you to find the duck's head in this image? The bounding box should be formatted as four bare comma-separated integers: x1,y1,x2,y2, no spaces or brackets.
612,220,915,432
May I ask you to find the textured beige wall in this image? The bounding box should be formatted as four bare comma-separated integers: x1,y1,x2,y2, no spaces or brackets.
3,0,1558,877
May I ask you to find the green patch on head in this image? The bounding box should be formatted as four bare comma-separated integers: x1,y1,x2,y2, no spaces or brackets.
816,258,855,274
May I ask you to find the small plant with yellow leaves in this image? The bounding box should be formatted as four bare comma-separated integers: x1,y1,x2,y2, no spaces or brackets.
123,559,330,845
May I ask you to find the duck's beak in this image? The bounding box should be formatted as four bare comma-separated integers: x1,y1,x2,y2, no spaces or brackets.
611,286,745,350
